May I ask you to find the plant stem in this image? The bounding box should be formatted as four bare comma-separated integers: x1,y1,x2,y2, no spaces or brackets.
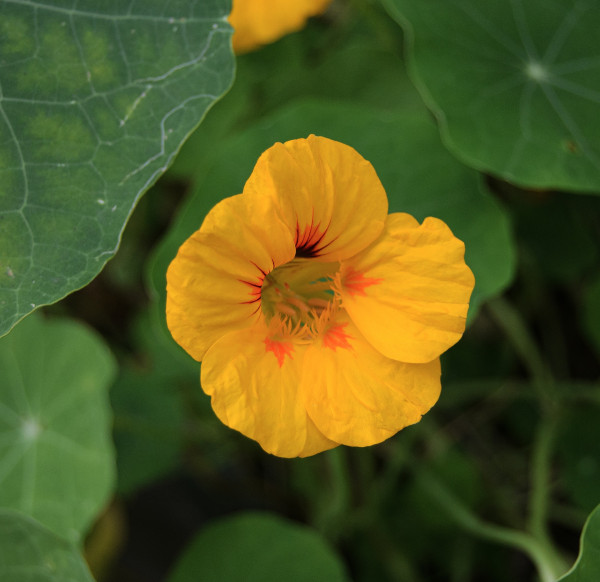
528,414,557,542
486,296,569,577
486,297,554,404
419,470,561,582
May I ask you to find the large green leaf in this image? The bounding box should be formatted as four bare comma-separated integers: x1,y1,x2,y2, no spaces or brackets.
0,312,116,542
167,15,422,183
0,0,234,337
559,504,600,581
384,0,600,193
150,99,515,330
167,512,350,582
0,509,94,582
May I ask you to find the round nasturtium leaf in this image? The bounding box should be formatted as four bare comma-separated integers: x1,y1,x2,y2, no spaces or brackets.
150,99,515,326
167,512,350,582
559,504,600,581
384,0,600,193
0,0,235,338
0,313,116,542
0,509,95,582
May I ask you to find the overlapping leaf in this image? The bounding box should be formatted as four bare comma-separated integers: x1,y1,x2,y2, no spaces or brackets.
384,0,600,193
0,509,95,582
0,313,116,542
168,512,349,582
559,504,600,581
0,0,234,337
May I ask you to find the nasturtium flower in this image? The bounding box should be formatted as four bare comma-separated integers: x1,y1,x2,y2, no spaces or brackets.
166,136,475,458
228,0,332,54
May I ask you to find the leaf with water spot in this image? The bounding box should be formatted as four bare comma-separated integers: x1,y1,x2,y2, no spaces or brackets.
383,0,600,193
0,0,234,337
0,312,116,542
0,509,95,582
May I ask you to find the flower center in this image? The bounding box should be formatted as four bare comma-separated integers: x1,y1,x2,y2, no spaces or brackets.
260,259,340,331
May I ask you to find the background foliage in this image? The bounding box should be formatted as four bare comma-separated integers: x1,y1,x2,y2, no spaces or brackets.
1,0,600,581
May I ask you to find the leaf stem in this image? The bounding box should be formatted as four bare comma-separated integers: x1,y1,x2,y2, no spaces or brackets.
528,414,557,542
486,296,568,576
486,297,554,404
418,470,561,582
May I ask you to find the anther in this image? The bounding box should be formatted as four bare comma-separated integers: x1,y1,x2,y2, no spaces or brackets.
307,298,330,309
287,296,310,313
275,302,296,317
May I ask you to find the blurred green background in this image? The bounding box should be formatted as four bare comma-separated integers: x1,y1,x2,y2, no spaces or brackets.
1,0,600,581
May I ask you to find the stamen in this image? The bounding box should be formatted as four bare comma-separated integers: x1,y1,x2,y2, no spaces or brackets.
275,302,297,317
310,298,340,337
287,295,310,313
307,297,330,309
307,280,335,293
261,258,342,331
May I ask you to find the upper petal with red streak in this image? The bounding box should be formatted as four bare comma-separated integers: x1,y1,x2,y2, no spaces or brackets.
243,135,388,262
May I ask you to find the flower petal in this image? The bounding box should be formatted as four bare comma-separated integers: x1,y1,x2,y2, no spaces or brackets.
340,213,475,364
243,135,388,262
302,317,441,447
229,0,332,54
166,193,296,361
202,324,338,457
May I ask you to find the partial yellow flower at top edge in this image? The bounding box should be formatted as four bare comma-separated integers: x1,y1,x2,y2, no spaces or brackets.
228,0,333,54
166,135,475,458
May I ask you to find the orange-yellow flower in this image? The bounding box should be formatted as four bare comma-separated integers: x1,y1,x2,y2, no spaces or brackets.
166,136,475,457
228,0,332,54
